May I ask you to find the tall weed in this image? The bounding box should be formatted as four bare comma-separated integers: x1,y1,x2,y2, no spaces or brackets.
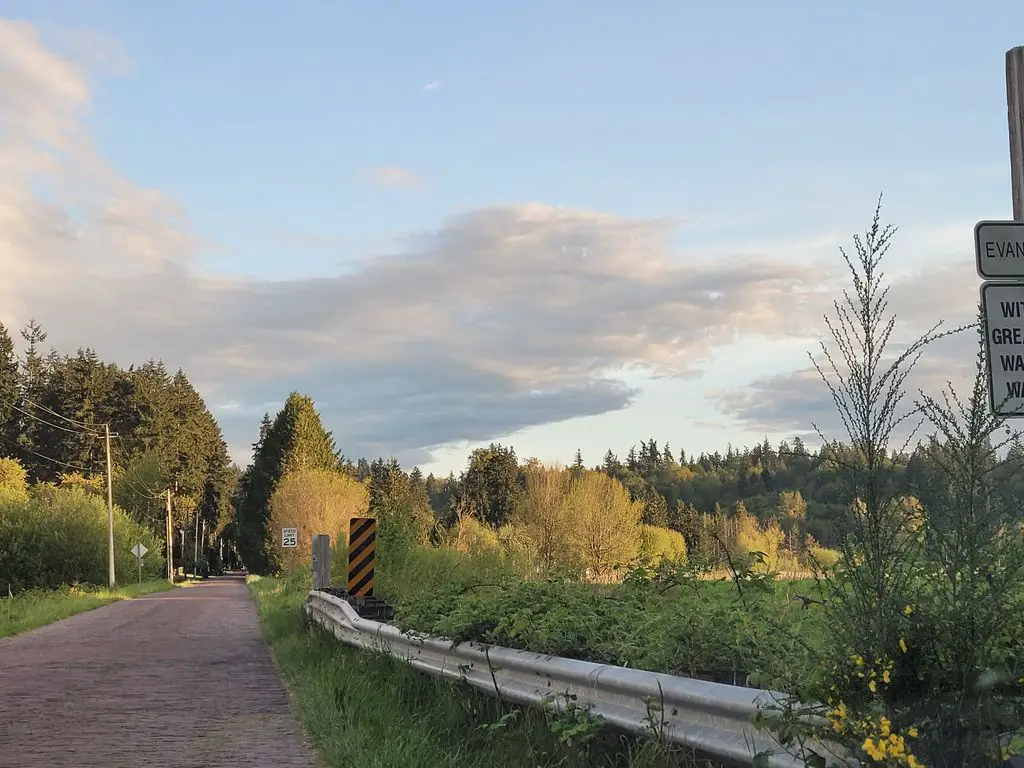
749,202,1024,768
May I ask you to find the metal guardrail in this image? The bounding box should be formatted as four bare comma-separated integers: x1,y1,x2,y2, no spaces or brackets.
305,589,829,768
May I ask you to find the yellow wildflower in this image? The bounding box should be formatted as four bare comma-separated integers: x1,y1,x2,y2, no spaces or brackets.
863,737,887,761
907,753,923,768
899,638,908,653
869,679,877,693
882,668,891,684
880,717,891,737
888,734,906,756
903,604,913,615
907,726,918,738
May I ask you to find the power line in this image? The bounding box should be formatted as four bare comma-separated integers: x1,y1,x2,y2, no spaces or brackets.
0,435,101,475
19,397,98,431
110,436,164,501
0,397,103,437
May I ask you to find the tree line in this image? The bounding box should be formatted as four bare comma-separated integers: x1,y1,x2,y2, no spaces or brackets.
0,319,235,585
6,317,1022,581
419,436,1024,556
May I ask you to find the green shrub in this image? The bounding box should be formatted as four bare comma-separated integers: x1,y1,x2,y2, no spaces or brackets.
637,524,687,564
0,457,28,501
806,544,840,569
0,485,163,590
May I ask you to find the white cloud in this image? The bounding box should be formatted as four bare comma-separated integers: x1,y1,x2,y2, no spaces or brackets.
713,258,983,444
363,166,425,189
422,79,441,92
4,20,967,468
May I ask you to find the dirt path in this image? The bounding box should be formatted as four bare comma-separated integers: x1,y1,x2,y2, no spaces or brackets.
0,577,317,767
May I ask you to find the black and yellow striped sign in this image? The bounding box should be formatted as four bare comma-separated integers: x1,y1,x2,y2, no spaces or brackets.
347,517,376,597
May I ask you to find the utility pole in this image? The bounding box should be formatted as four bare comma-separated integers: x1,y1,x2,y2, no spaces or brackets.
165,489,174,585
1009,46,1024,220
194,513,200,576
105,424,115,589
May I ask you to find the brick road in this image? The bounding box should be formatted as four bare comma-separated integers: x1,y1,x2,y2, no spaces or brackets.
0,577,318,767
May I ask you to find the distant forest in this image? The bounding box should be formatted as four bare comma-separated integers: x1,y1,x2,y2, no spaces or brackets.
5,318,1023,566
411,436,1024,551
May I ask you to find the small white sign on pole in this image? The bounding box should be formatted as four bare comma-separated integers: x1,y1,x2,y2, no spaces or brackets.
130,542,148,585
975,221,1024,279
282,527,298,548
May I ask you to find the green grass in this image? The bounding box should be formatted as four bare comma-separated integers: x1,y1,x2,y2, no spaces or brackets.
0,580,175,637
250,574,721,768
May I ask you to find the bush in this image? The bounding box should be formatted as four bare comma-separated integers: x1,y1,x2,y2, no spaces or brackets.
0,457,28,502
442,514,501,555
637,525,687,564
268,467,369,572
562,470,643,580
0,485,163,590
806,545,840,569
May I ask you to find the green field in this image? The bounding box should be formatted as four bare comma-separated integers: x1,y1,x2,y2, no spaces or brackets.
0,580,175,638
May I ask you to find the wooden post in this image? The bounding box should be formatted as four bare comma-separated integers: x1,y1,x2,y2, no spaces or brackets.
165,489,174,584
1008,46,1024,220
312,535,331,590
105,424,115,588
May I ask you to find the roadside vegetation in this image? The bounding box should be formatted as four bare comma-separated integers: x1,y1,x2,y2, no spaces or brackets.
250,571,720,768
745,204,1024,767
0,580,174,638
0,457,165,591
0,320,238,589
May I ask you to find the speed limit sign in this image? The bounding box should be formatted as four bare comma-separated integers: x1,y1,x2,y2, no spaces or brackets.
282,527,298,548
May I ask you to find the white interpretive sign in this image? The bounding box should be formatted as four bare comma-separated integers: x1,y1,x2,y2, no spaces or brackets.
975,221,1024,279
282,528,298,548
981,281,1024,416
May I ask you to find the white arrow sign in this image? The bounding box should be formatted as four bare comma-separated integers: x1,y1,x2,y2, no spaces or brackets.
131,543,148,559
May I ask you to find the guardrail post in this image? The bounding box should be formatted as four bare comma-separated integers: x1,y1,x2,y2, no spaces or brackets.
311,534,330,590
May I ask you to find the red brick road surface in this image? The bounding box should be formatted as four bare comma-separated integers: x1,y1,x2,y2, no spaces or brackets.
0,577,318,767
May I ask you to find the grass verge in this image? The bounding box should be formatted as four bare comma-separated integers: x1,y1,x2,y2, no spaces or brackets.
0,580,175,638
249,574,721,768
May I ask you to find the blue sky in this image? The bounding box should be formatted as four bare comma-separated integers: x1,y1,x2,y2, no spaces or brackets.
1,2,1021,475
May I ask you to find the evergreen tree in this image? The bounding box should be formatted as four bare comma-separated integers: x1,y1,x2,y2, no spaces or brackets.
355,457,371,481
459,443,520,527
601,449,620,474
571,448,584,476
18,319,50,480
0,323,19,453
626,445,638,471
640,486,669,527
233,392,337,573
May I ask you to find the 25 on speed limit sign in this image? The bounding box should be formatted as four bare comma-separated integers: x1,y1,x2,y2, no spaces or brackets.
282,528,298,548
